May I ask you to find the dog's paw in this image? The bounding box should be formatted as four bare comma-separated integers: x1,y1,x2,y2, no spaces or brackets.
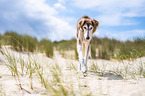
82,65,87,73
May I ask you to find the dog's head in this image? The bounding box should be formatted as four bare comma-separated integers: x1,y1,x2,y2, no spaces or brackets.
77,16,99,41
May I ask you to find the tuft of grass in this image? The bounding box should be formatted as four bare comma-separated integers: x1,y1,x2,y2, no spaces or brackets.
138,59,144,77
90,62,100,72
66,60,77,71
143,70,145,78
1,46,80,95
90,58,145,80
25,53,37,89
1,46,31,93
0,84,6,96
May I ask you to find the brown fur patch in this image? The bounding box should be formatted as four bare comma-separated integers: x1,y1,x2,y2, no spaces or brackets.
77,16,99,37
83,43,85,57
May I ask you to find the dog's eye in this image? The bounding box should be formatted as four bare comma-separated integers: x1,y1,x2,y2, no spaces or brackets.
84,27,86,29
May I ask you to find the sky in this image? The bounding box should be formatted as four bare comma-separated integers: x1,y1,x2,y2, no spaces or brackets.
0,0,145,41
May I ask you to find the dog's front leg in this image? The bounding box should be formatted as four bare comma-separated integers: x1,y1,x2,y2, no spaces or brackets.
82,44,89,73
77,39,84,72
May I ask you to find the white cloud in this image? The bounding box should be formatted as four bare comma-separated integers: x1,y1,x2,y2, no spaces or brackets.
72,0,145,26
0,0,144,41
96,14,121,26
54,3,66,10
0,0,75,41
96,14,138,26
72,0,145,11
97,29,145,41
47,17,76,41
23,0,75,41
24,0,57,17
58,0,65,4
131,30,145,34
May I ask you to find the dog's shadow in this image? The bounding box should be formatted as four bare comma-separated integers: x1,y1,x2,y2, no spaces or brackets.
89,70,124,80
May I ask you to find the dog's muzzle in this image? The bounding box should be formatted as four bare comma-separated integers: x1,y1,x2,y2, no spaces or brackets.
86,36,90,40
85,30,90,40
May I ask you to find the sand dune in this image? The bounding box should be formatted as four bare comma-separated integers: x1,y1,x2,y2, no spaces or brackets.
0,48,145,96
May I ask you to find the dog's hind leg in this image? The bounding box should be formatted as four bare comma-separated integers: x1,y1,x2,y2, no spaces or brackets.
88,44,92,59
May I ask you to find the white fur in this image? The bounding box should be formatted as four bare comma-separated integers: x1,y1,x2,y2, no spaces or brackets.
77,28,92,74
77,16,99,75
83,25,93,40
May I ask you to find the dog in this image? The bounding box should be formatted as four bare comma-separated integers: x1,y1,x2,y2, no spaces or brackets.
77,16,99,75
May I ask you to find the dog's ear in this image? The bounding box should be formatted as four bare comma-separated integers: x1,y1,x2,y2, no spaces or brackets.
77,19,86,37
91,19,99,33
79,19,86,28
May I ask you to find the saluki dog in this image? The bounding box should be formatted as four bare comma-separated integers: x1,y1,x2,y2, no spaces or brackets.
77,16,99,75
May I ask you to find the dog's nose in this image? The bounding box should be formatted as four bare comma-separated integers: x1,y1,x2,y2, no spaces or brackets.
86,37,90,40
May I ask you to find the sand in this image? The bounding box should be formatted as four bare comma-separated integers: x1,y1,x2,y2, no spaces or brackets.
0,49,145,96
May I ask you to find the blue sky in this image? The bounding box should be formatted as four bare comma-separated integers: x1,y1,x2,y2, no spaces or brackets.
0,0,145,41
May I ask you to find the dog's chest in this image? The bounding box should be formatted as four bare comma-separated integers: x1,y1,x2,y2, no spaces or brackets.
83,39,90,44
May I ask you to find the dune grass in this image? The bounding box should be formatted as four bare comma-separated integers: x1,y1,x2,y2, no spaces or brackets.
0,46,145,96
0,46,84,95
89,58,145,80
0,84,6,96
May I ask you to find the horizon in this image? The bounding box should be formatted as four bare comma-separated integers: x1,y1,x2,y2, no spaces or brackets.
1,31,144,43
0,0,145,41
